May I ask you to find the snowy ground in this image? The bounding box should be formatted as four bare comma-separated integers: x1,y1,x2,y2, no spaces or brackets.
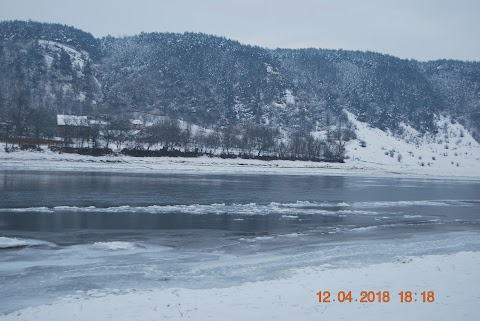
344,112,480,179
1,143,479,180
1,251,478,321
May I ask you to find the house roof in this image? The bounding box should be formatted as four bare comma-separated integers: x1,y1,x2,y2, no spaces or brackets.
57,115,89,127
131,119,143,125
89,120,109,126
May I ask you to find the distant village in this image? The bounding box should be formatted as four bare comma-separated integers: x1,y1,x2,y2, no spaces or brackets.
56,114,143,147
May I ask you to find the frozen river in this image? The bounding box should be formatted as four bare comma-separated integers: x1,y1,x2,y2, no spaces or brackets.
1,171,479,314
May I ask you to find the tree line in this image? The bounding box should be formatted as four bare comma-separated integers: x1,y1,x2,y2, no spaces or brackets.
113,117,353,162
1,109,354,163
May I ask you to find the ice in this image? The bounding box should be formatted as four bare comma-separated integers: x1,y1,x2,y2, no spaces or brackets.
1,251,479,321
281,233,303,237
0,202,377,216
350,226,377,232
239,236,274,242
280,201,350,208
92,241,140,251
0,207,53,213
3,199,471,218
354,200,465,208
0,237,27,249
0,237,55,249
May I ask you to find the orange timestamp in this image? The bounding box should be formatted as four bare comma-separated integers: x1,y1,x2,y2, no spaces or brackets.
317,291,435,303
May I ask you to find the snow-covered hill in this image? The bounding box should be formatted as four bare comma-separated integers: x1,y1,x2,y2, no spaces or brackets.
3,20,480,141
345,111,480,176
39,40,89,72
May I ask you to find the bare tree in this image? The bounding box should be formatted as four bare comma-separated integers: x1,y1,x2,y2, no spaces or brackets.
324,125,348,162
204,127,221,150
242,125,280,157
159,119,183,150
144,123,161,151
220,125,239,154
109,114,132,150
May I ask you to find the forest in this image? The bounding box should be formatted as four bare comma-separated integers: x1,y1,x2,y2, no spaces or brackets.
1,20,479,161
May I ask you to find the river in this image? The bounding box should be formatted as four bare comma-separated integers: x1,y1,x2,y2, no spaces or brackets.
1,171,479,314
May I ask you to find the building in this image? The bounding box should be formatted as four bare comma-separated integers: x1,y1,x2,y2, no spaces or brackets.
131,119,144,130
88,119,109,131
56,114,90,140
56,115,110,146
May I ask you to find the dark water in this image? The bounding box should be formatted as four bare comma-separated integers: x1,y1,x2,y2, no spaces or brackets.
1,170,479,235
1,170,480,314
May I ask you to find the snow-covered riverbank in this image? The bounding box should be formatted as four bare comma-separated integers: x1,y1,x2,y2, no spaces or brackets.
1,147,479,180
1,251,478,321
2,112,480,179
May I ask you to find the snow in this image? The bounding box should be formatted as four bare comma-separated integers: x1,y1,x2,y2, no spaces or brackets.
1,251,478,321
273,89,296,108
1,146,479,180
56,114,89,126
43,54,53,67
264,63,279,75
344,111,480,178
283,89,295,105
77,92,86,102
88,120,109,126
38,40,89,70
62,83,73,95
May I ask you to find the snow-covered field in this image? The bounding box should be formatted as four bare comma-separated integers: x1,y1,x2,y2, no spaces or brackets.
1,251,477,321
1,112,479,179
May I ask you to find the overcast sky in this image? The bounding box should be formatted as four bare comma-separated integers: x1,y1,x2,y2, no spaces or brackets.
1,0,479,61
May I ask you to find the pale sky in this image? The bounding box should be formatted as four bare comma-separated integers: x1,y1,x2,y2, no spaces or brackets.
1,0,479,61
